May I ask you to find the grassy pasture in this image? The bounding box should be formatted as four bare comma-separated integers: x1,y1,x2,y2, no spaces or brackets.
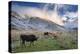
10,30,78,53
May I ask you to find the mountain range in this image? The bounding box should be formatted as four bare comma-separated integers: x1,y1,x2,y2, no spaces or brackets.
10,11,66,32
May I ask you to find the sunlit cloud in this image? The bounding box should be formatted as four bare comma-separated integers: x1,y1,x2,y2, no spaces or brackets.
11,2,78,28
12,5,64,26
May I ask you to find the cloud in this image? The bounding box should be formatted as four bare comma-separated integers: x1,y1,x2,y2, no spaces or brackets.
11,2,78,29
65,12,78,18
64,12,78,22
57,4,78,16
12,4,64,26
62,12,78,28
58,4,78,28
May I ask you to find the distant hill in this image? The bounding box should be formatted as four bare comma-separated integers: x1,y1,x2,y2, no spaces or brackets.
10,11,66,32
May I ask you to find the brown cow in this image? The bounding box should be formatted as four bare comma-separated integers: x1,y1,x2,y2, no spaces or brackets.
44,31,62,39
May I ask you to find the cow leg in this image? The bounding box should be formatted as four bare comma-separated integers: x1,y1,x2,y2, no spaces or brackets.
20,39,23,47
32,41,35,46
29,41,34,47
21,40,26,48
29,42,32,47
23,40,26,47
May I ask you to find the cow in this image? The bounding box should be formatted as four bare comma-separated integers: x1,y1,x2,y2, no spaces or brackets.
44,31,62,39
44,32,49,35
20,34,38,47
43,32,50,38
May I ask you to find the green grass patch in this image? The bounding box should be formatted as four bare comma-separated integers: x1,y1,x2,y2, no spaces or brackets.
11,30,78,53
11,38,66,53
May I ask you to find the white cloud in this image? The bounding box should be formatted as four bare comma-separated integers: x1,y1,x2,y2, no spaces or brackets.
61,11,78,22
65,12,78,19
12,5,64,26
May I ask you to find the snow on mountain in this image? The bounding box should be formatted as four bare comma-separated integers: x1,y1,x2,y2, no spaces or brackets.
10,11,66,32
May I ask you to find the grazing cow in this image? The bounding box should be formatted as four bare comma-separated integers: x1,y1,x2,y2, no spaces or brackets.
44,32,49,35
20,34,38,47
44,31,62,39
51,31,62,39
44,32,50,38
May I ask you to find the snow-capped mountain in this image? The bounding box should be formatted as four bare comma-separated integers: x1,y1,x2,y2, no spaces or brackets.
10,11,66,32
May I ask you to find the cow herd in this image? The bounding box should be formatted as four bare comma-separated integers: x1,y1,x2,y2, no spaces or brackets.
20,31,62,47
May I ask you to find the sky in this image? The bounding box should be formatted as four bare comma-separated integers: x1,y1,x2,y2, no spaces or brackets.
10,1,78,29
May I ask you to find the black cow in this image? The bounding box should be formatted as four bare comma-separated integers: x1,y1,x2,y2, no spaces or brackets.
44,32,49,35
44,32,50,38
20,34,38,47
